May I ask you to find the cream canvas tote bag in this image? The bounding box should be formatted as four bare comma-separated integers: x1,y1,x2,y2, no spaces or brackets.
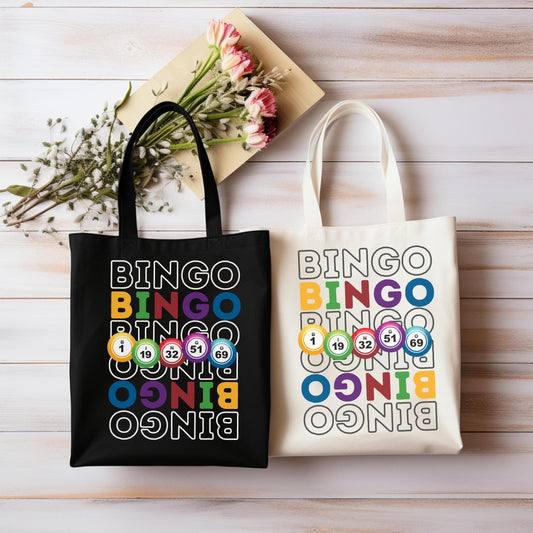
269,101,462,456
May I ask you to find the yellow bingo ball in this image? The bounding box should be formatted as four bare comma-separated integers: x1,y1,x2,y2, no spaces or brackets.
107,332,136,362
298,324,328,355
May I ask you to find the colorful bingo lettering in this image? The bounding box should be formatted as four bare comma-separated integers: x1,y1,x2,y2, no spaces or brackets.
106,259,241,442
297,246,439,436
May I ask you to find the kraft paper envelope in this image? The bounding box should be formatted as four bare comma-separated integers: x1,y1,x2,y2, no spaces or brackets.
118,8,324,199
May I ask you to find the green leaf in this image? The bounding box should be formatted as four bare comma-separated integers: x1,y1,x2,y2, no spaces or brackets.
115,81,132,113
106,142,112,172
106,82,132,173
6,185,37,198
20,163,28,172
72,169,84,183
42,142,51,147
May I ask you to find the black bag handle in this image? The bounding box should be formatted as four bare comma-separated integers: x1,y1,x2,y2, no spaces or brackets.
118,101,222,240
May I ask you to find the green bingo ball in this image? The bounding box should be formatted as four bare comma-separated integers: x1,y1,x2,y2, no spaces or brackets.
132,339,161,368
324,330,353,360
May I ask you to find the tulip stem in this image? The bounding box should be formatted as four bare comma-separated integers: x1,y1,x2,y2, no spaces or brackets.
5,201,58,227
206,107,246,120
169,136,246,151
178,49,220,105
180,74,225,110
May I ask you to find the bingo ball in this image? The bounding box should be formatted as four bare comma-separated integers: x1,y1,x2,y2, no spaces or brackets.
159,338,185,368
131,339,161,368
209,338,237,368
376,322,406,353
298,324,328,355
107,332,136,362
324,330,353,360
403,326,433,357
183,333,211,363
351,328,379,359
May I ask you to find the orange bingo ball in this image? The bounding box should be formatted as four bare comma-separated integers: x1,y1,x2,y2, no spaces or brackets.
107,332,136,362
298,324,328,355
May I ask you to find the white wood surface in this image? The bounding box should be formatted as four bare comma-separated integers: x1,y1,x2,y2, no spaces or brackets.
2,9,533,79
8,1,533,7
2,498,533,533
1,2,532,531
0,433,533,498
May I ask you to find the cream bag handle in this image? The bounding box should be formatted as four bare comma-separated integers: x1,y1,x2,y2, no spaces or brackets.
303,100,406,227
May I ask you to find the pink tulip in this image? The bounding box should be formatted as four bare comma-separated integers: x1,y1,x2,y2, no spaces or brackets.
206,20,241,48
244,120,276,149
221,45,255,82
245,88,277,120
262,116,277,142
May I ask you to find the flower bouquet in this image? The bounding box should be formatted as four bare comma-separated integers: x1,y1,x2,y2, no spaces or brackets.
1,10,324,241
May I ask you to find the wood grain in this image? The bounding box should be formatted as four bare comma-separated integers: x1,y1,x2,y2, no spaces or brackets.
0,231,530,298
0,363,530,432
8,1,533,8
457,232,533,298
1,498,533,533
0,298,531,363
2,80,533,162
460,299,533,364
2,9,533,80
0,432,531,498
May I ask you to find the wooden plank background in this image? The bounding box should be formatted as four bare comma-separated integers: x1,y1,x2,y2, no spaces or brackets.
1,1,532,531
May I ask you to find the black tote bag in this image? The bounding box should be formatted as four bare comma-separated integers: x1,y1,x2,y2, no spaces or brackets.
69,102,271,467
